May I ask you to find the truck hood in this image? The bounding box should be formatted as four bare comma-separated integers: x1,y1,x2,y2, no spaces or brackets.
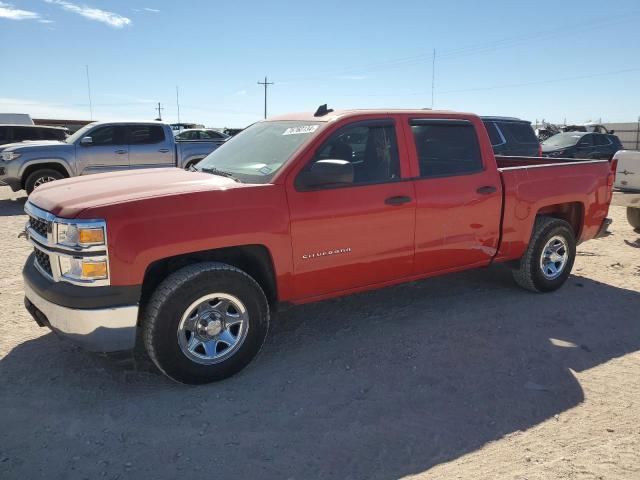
1,140,70,152
29,168,240,218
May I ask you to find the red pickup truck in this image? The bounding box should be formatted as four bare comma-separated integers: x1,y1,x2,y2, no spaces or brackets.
22,108,616,384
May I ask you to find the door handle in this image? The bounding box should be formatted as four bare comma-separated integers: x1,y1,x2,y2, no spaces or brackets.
385,195,412,206
115,149,127,155
158,148,170,153
476,186,497,195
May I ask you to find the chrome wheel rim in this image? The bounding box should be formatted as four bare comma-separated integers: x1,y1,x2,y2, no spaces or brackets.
539,235,569,280
177,293,249,365
33,176,57,188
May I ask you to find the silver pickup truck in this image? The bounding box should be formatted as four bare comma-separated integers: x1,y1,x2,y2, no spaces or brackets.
0,121,221,194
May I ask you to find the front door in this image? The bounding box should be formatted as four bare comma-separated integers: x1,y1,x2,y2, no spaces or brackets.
77,125,128,175
286,119,416,299
408,118,503,274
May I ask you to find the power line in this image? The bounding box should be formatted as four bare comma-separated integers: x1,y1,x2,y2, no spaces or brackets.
257,76,274,119
431,49,436,109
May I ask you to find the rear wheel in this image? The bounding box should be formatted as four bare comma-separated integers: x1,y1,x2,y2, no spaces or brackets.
25,169,64,195
512,217,576,292
627,207,640,232
142,262,270,384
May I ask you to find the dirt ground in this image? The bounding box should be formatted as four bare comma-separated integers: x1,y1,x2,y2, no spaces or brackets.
0,186,638,480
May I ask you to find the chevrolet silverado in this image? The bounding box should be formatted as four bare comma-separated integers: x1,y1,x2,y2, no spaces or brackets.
21,107,616,384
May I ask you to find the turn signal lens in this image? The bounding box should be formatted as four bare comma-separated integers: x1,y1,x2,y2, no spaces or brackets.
81,261,108,279
78,228,105,245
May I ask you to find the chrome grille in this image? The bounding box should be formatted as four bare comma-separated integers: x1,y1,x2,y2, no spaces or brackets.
34,247,52,277
28,215,49,238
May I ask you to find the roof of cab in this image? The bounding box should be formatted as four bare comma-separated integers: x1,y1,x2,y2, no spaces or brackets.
267,109,478,123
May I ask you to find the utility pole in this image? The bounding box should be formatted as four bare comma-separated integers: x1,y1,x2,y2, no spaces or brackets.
85,65,93,120
155,102,164,121
431,49,436,109
257,76,274,119
176,86,181,125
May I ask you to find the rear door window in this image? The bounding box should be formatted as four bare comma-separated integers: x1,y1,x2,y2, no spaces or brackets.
127,125,166,144
0,127,8,142
594,134,611,146
411,120,483,177
501,122,537,144
39,128,65,140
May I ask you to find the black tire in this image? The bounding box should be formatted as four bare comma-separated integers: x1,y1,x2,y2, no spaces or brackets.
627,207,640,231
142,262,270,384
512,217,576,293
25,169,64,195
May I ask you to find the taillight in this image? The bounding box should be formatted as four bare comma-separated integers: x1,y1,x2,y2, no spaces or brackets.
537,143,542,157
608,158,618,187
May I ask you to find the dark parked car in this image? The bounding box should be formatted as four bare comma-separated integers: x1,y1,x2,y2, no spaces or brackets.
0,124,67,145
481,117,540,157
541,132,622,160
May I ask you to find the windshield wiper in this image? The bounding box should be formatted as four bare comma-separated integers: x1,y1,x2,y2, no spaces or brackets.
199,166,242,182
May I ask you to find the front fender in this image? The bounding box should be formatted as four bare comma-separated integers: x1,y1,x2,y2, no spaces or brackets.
18,158,74,178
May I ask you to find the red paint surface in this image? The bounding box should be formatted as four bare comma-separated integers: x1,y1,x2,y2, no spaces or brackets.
28,110,614,304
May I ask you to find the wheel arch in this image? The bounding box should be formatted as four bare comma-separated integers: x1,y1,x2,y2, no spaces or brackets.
20,161,72,189
138,244,278,323
535,201,584,239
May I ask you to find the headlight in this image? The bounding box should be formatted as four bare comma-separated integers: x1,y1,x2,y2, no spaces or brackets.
1,152,21,161
58,256,108,281
56,223,105,247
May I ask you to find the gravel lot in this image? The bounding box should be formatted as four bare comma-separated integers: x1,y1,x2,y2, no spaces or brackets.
0,186,638,480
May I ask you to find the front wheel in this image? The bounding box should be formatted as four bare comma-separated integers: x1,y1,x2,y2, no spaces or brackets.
25,169,64,195
512,217,576,293
142,262,270,384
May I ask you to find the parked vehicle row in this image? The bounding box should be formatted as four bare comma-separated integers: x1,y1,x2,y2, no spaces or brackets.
21,107,616,384
0,121,222,194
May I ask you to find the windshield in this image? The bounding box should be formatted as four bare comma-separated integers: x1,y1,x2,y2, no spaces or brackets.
542,133,583,148
65,123,97,144
196,120,321,183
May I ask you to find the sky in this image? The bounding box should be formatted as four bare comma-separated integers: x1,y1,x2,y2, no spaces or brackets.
1,0,639,128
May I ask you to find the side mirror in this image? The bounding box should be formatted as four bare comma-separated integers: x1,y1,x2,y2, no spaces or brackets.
80,136,93,146
296,159,354,190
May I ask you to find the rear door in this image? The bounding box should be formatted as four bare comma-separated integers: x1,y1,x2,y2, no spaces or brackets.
286,117,416,299
126,124,174,168
76,125,129,174
408,117,503,274
593,134,616,159
575,134,596,159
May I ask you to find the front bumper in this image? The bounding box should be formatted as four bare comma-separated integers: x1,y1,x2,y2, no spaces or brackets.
23,255,140,352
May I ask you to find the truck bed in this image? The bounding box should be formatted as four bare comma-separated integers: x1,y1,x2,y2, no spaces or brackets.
493,155,614,262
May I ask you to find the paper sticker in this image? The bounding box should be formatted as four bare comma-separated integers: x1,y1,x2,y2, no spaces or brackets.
259,166,272,175
282,125,319,136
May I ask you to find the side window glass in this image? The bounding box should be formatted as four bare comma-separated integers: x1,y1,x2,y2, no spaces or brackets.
0,127,9,142
14,127,40,141
90,126,117,146
579,135,595,146
128,125,165,144
594,135,609,146
411,121,483,177
312,123,400,184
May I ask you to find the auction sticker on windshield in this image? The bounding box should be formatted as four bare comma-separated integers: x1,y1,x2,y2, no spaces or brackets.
282,125,319,135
